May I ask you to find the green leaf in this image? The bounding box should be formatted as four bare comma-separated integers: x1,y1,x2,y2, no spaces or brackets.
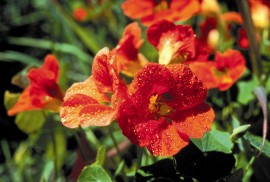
231,124,251,142
0,51,40,64
237,75,260,105
4,91,20,111
225,169,244,182
136,159,182,181
51,1,101,53
78,164,112,182
244,132,270,158
191,129,233,153
15,111,46,134
114,160,125,177
266,76,270,93
94,145,106,166
174,142,236,182
7,37,92,63
13,141,31,166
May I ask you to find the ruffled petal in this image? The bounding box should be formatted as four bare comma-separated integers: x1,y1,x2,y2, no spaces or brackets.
147,20,201,64
27,54,63,100
146,121,189,156
166,64,207,110
188,61,218,89
215,49,246,90
173,103,215,139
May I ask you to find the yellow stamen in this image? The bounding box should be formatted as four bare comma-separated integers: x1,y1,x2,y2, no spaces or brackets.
154,0,169,12
148,94,173,116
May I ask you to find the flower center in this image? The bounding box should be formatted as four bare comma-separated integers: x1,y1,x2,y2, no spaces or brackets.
154,0,171,12
148,94,173,116
158,37,184,65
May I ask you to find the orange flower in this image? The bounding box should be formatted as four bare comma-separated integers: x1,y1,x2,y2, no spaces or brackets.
147,20,208,65
189,49,246,91
198,13,242,51
60,48,127,128
73,7,88,21
114,22,148,77
8,55,63,116
249,0,270,29
122,0,201,26
117,63,214,156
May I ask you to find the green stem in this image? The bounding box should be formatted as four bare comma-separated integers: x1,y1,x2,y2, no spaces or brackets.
48,121,58,181
107,125,121,156
245,156,255,174
236,0,263,77
74,131,90,165
136,147,144,173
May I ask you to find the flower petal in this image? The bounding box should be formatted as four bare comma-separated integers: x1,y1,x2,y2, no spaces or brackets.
166,63,207,110
92,47,122,94
8,87,37,116
27,54,63,100
146,121,189,156
173,103,215,138
79,104,116,127
64,76,109,103
188,61,218,89
147,20,201,64
122,0,154,19
60,94,99,128
215,49,246,90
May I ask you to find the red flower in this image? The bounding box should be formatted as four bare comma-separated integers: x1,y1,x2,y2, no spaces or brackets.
237,28,261,49
114,22,148,77
60,48,127,128
147,20,208,65
238,28,249,49
8,55,63,116
73,7,88,21
189,49,246,91
117,63,214,156
122,0,201,26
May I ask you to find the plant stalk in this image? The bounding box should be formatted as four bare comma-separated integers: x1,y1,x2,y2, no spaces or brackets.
236,0,263,77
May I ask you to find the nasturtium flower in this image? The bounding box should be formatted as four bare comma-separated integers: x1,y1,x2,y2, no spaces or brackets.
198,12,242,51
73,7,88,21
117,63,215,156
114,22,148,77
249,0,270,29
189,49,246,91
122,0,201,26
60,48,127,128
8,55,63,116
238,28,250,49
147,20,208,65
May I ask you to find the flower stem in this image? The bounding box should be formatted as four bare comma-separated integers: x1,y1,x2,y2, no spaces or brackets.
108,125,121,155
74,131,90,165
236,0,263,77
48,121,58,181
245,155,255,174
136,147,144,173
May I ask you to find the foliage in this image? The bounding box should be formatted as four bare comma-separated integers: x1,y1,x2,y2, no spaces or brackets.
1,0,270,181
